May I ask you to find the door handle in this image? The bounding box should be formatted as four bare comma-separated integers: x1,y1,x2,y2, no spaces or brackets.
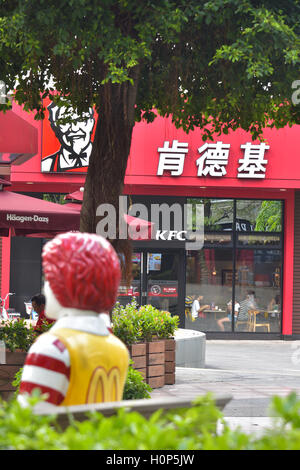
140,252,143,274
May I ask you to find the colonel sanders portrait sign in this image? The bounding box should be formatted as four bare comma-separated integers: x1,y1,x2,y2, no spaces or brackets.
41,99,96,173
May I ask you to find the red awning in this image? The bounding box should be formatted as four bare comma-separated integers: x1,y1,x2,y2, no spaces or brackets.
0,190,80,236
64,198,154,240
0,177,11,187
124,214,154,240
0,110,38,165
65,190,83,202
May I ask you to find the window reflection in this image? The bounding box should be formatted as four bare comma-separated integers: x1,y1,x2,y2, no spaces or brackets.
235,249,281,332
117,253,141,307
236,200,282,232
186,248,233,332
238,234,281,246
188,198,233,232
185,198,283,334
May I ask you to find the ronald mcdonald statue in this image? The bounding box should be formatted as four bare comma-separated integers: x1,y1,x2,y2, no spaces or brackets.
18,232,129,407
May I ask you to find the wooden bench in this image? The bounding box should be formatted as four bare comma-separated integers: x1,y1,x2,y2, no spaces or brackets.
34,395,232,430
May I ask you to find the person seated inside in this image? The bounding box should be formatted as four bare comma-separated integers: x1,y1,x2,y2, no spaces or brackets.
268,294,280,312
31,293,55,334
217,300,240,331
191,295,210,319
185,295,195,319
236,290,257,326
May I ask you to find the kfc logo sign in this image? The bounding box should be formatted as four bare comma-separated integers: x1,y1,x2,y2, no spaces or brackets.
155,230,187,241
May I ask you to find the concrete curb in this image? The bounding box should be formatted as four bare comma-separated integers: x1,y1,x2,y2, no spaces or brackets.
175,328,206,368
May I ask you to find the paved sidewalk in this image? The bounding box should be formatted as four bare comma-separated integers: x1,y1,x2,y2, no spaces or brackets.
150,339,300,434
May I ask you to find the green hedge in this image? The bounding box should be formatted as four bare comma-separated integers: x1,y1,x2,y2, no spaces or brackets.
2,392,300,450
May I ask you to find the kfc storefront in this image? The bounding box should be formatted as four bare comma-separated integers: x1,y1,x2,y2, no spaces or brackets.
1,101,300,338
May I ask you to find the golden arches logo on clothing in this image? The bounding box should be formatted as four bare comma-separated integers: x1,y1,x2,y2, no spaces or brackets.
86,366,121,403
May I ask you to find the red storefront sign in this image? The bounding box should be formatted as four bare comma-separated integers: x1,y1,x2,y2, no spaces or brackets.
5,102,299,193
125,114,300,191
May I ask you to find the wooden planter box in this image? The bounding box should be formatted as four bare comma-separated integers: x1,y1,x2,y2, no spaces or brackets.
146,339,165,389
0,350,27,400
127,337,176,389
127,342,147,379
164,337,176,385
127,340,166,389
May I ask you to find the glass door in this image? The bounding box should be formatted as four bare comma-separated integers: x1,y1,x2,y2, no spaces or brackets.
117,250,184,320
117,252,142,307
144,251,181,316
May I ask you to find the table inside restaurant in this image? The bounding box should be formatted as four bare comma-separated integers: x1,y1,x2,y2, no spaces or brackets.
252,309,281,318
260,309,281,323
203,309,227,320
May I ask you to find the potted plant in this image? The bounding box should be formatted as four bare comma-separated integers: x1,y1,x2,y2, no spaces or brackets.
112,300,147,378
111,300,143,346
137,305,179,386
149,308,178,386
112,300,179,388
0,319,36,400
0,318,54,399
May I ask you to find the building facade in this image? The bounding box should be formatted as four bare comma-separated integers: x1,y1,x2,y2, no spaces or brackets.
1,101,300,338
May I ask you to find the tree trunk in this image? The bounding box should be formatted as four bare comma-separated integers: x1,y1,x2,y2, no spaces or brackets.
80,68,140,281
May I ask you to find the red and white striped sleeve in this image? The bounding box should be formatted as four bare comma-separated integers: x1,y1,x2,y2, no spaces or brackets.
19,334,71,406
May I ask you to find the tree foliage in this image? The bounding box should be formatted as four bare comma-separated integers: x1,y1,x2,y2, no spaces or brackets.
0,1,299,262
0,0,299,135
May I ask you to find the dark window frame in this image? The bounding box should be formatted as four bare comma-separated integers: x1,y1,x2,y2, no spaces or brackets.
185,197,284,334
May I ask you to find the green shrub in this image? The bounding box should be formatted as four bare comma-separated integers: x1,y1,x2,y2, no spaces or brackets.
112,300,179,345
0,393,222,450
0,318,54,353
137,305,179,341
0,319,36,352
122,361,152,400
111,300,143,345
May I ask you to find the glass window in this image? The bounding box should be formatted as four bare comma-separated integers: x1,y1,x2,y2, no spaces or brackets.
185,198,283,334
236,200,282,232
204,233,232,246
187,198,233,232
186,248,233,332
237,234,281,247
235,249,281,333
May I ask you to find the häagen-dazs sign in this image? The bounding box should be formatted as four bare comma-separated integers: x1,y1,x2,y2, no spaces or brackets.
6,214,49,224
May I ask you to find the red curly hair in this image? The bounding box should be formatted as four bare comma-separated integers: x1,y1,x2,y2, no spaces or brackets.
42,232,121,312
